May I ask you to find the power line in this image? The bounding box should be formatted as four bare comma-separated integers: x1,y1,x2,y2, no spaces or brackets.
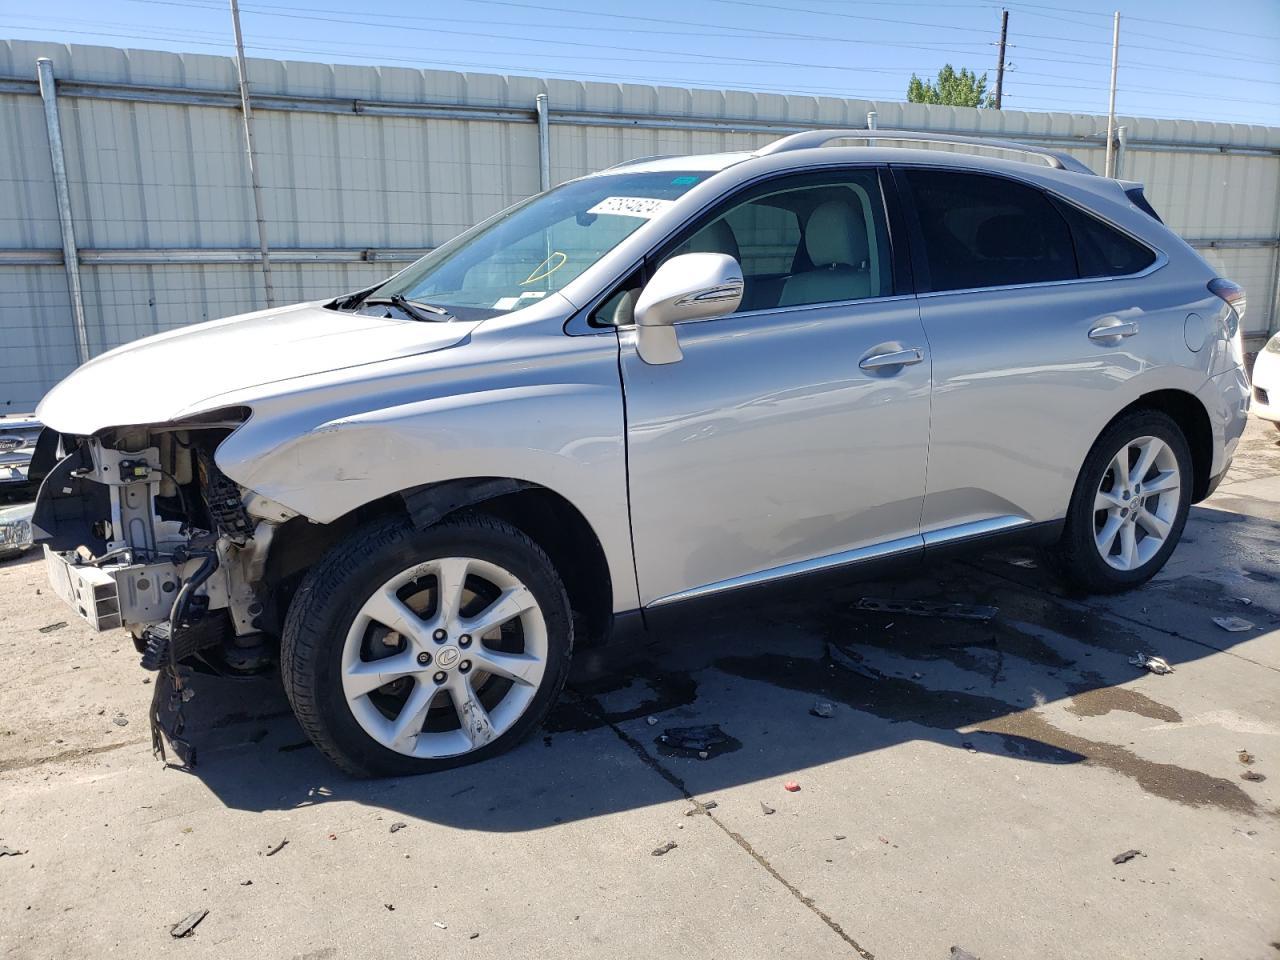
16,9,1271,106
995,0,1280,42
114,0,1280,89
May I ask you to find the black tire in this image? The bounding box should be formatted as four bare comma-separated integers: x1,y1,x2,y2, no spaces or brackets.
1045,410,1193,594
281,512,572,777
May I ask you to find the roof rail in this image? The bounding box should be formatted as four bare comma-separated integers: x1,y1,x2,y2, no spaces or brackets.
754,129,1094,175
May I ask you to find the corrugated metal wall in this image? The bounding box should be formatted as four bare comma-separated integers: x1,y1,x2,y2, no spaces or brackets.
1,37,1278,410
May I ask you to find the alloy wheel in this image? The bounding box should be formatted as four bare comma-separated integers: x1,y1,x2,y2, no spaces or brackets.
1092,435,1181,571
340,556,548,758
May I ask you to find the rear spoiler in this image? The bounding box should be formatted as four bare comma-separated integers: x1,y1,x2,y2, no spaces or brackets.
1117,180,1163,223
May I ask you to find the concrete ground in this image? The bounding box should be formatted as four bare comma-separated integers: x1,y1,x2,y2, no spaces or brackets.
2,420,1278,960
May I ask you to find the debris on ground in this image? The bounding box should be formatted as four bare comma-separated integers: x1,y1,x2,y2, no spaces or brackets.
810,700,836,719
1212,616,1254,632
834,835,846,840
962,741,977,753
1241,771,1266,782
760,801,775,815
169,909,208,938
389,822,407,833
239,880,252,886
1112,849,1143,864
827,643,884,680
1238,750,1255,765
263,839,288,857
112,717,128,727
651,841,678,856
0,846,26,857
433,921,447,929
384,903,395,911
646,716,658,726
1007,558,1037,569
783,781,800,792
1235,597,1253,606
856,597,999,622
37,621,67,634
655,724,740,760
470,932,480,940
950,947,982,960
685,800,718,816
1129,651,1174,675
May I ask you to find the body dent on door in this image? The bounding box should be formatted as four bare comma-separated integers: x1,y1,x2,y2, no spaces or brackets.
620,296,930,607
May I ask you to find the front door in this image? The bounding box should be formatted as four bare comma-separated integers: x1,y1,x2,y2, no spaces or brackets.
619,167,931,607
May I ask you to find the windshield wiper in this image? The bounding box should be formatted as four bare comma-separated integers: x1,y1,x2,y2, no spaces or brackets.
361,295,455,323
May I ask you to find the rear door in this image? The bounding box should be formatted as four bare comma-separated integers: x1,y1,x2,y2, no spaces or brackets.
894,166,1162,538
619,167,932,607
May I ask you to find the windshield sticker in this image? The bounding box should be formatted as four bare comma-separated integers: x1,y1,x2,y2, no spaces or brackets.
587,196,676,219
493,296,521,310
671,175,700,185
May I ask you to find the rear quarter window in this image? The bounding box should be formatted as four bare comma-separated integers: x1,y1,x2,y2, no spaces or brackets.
1051,199,1158,278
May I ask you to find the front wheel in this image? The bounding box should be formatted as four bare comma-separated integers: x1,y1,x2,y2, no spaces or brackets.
1046,410,1192,594
281,513,573,777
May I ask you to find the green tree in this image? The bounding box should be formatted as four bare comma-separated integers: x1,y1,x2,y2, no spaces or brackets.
907,65,996,108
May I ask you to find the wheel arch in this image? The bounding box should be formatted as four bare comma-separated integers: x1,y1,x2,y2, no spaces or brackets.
1096,388,1214,502
265,477,617,647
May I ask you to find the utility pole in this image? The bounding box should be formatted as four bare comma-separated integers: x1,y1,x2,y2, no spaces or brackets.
229,0,275,307
1104,10,1120,178
993,8,1008,110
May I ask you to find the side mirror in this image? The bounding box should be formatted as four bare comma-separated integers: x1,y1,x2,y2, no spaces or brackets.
633,253,743,365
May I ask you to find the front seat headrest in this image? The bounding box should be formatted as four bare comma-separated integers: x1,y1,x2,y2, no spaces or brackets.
804,200,869,268
684,218,741,263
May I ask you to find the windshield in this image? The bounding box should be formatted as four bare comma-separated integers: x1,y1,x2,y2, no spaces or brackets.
364,170,710,320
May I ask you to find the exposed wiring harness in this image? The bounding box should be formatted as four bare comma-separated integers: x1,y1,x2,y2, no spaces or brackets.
148,546,219,770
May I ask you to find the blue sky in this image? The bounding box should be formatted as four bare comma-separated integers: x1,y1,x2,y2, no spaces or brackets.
5,0,1279,126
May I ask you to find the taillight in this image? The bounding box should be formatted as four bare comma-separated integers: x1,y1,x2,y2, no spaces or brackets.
1208,278,1246,367
1208,278,1246,328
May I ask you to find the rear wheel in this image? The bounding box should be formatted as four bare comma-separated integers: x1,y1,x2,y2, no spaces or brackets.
281,513,572,777
1047,410,1192,594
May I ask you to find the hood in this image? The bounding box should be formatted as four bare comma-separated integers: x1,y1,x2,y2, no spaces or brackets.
36,302,480,435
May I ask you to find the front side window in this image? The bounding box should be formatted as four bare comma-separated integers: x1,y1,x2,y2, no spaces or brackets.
903,169,1077,292
366,171,710,320
663,169,893,313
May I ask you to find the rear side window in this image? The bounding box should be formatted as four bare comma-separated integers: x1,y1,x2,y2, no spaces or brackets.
903,169,1077,292
1052,199,1157,278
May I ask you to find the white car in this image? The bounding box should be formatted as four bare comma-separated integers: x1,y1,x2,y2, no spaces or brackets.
1252,333,1280,431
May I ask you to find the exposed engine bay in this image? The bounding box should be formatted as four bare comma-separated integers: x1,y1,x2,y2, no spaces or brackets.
31,411,297,765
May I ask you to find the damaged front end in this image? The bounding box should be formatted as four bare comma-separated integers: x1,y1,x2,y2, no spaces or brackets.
31,409,296,766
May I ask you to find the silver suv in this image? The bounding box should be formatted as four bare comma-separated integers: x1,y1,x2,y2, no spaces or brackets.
31,130,1250,775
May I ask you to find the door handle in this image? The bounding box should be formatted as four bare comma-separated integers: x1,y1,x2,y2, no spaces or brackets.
859,347,924,370
1088,320,1139,341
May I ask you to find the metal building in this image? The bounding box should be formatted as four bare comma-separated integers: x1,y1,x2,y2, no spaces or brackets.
1,38,1277,409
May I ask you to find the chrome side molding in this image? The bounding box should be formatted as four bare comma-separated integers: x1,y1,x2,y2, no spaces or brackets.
647,515,1031,608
